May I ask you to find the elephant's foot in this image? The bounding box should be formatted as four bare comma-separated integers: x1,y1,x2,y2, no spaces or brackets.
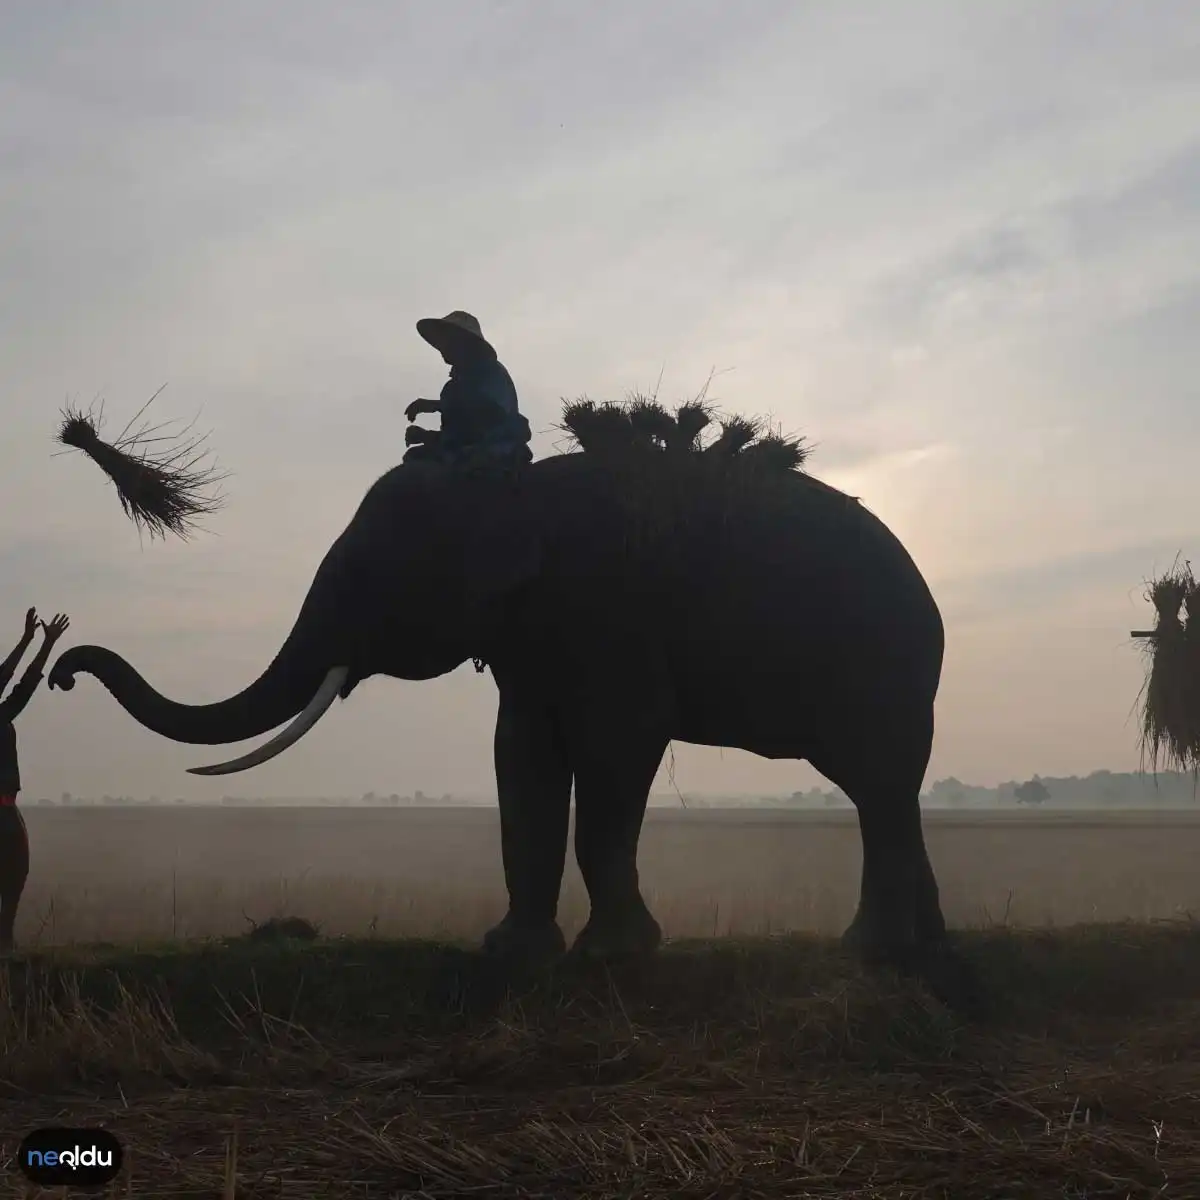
910,938,985,1019
570,898,663,961
841,917,983,1019
840,909,898,964
481,912,567,967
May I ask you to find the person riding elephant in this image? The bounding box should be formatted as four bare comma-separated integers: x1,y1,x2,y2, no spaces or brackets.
404,311,533,470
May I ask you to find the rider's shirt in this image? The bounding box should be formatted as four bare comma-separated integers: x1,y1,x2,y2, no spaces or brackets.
438,356,532,461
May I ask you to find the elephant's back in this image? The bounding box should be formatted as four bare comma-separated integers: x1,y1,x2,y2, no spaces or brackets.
531,451,939,628
534,454,942,701
675,471,943,718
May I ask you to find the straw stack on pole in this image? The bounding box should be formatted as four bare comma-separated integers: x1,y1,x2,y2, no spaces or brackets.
1131,557,1200,774
55,386,228,541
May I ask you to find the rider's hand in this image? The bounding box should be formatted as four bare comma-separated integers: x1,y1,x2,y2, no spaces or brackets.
405,398,439,422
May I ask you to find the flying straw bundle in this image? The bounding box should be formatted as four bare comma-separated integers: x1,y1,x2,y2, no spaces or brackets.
56,386,227,541
1132,557,1200,774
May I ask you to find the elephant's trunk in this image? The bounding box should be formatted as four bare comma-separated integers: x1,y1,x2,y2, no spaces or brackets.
48,565,342,748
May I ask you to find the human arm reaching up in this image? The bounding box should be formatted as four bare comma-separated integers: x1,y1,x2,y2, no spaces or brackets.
0,613,69,722
0,608,39,696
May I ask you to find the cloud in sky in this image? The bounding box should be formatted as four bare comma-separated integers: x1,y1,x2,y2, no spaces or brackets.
2,0,1198,799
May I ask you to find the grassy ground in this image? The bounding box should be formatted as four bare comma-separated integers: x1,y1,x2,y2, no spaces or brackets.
2,923,1200,1198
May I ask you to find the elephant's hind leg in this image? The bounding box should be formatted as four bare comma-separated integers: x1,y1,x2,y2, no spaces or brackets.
813,710,981,1015
567,717,668,961
482,688,573,966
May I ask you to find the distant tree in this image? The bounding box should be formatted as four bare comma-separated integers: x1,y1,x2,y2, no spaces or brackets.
788,788,825,806
930,777,966,807
1015,777,1049,806
61,791,72,805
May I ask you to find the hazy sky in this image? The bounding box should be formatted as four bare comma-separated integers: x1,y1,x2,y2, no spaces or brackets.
2,1,1198,800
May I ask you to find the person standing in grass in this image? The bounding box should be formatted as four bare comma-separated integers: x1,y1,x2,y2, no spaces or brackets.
0,608,70,951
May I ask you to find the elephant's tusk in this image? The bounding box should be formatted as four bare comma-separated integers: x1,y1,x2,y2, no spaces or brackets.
187,665,351,776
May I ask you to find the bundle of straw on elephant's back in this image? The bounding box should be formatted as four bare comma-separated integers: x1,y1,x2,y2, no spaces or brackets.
557,395,815,546
1136,561,1200,773
57,398,226,540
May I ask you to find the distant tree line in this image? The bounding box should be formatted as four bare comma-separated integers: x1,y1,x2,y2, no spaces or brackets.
34,790,464,807
921,769,1198,809
28,771,1200,808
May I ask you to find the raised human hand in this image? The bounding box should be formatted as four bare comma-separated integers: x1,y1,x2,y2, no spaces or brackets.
24,607,39,639
39,613,70,645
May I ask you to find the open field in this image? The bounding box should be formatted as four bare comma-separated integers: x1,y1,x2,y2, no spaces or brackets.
16,806,1200,946
2,924,1200,1197
5,809,1200,1195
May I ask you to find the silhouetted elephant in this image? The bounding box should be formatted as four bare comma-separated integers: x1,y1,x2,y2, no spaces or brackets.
48,407,975,1010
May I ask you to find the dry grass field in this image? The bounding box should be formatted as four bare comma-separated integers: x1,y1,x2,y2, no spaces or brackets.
3,807,1200,1197
14,805,1200,946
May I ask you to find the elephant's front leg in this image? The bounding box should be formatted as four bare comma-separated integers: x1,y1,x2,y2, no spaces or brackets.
568,711,670,961
481,688,573,965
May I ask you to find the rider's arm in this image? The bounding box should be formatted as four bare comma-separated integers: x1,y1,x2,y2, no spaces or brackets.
407,397,442,419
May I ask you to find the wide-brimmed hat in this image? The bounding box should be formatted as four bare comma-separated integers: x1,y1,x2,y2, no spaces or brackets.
416,310,494,357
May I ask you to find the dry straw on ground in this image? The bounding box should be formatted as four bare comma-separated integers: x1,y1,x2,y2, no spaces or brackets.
1135,557,1200,774
2,923,1199,1197
55,385,228,541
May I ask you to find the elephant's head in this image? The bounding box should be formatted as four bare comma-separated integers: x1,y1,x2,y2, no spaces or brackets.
49,461,544,775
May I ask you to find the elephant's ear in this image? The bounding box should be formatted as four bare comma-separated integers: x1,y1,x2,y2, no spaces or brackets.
461,499,543,610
